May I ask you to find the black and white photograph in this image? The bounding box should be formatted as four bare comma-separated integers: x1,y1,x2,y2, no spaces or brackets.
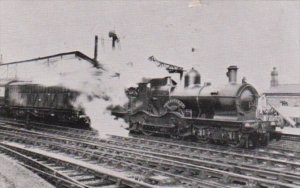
0,0,299,187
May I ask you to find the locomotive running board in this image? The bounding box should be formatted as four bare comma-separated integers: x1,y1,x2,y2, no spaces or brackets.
129,111,256,127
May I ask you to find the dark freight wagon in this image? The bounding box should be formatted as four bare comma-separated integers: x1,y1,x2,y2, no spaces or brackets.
0,51,101,128
0,81,90,128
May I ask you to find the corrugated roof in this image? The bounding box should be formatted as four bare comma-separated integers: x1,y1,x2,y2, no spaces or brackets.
264,84,300,95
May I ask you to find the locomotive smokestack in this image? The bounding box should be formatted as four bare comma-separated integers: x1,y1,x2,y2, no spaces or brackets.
226,65,238,84
94,35,98,61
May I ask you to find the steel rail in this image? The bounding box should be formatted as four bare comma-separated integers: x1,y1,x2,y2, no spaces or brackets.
1,120,300,161
1,130,300,188
0,132,224,188
1,122,300,174
1,124,300,178
107,134,300,167
129,133,300,156
0,119,98,137
0,144,88,188
2,118,300,159
0,142,158,188
0,120,300,187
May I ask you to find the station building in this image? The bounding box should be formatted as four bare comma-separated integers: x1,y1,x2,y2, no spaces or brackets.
262,67,300,127
0,51,101,99
0,51,100,84
264,67,300,107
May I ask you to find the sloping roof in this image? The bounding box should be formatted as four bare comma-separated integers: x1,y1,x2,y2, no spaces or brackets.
0,51,101,69
264,84,300,95
277,106,300,118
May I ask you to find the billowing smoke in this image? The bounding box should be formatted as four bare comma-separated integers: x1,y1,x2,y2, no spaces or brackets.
1,50,174,137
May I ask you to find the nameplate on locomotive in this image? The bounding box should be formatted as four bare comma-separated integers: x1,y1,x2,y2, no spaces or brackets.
163,99,186,111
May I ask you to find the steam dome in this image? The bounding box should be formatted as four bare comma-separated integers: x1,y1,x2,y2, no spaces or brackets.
184,68,201,87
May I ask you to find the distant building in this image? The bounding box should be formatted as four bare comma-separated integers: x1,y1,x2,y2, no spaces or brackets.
0,51,100,84
261,67,300,127
264,67,300,107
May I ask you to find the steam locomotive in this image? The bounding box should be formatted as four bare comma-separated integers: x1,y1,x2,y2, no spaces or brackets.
0,81,90,128
118,66,281,148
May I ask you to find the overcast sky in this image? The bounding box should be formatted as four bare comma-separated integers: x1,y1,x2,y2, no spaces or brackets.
0,0,299,92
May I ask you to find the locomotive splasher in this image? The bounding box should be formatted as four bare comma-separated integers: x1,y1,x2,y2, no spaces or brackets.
122,66,281,148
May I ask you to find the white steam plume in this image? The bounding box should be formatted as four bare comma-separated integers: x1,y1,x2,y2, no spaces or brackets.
3,48,181,137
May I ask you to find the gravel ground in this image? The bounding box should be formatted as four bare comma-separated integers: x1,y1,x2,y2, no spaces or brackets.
0,154,54,188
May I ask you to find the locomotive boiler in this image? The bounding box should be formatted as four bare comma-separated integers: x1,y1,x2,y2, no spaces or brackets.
0,81,91,128
121,66,280,148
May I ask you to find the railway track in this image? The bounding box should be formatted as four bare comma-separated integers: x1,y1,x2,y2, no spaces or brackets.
128,133,300,157
0,142,156,188
1,121,300,165
0,122,300,187
1,118,300,156
106,134,300,168
0,126,224,187
2,118,300,152
268,134,300,152
281,134,300,142
0,118,98,138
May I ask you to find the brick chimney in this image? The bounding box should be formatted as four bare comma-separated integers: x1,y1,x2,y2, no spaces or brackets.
270,67,279,87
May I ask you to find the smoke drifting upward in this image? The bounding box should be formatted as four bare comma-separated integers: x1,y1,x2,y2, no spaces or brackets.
3,56,131,137
3,47,180,137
